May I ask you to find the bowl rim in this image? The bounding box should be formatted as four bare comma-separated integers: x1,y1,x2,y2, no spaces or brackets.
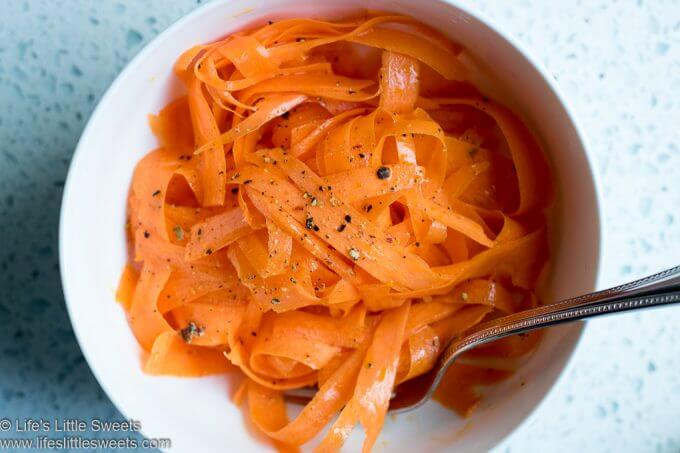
59,0,605,450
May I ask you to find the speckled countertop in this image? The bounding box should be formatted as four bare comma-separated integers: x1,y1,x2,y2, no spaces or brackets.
0,1,678,452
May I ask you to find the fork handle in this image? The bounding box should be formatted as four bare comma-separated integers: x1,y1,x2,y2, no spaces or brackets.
440,265,680,365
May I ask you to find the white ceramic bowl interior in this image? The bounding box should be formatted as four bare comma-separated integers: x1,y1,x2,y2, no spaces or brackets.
60,0,602,451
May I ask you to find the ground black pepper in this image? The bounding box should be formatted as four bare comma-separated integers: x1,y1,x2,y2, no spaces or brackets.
179,322,205,343
376,166,391,179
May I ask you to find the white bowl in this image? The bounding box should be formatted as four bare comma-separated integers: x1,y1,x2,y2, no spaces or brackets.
59,0,603,451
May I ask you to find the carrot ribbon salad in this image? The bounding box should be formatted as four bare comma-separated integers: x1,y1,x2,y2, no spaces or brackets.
118,11,552,452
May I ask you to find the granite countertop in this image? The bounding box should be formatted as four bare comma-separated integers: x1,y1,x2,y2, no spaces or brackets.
0,1,678,451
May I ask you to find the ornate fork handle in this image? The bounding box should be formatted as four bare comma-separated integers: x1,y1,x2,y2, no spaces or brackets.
418,266,680,411
444,291,680,361
517,264,680,317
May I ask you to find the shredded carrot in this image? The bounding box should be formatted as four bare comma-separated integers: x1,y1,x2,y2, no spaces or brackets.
118,12,552,452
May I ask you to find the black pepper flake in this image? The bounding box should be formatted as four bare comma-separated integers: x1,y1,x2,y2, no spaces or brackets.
179,322,205,343
243,179,253,184
358,153,366,158
143,231,150,238
367,362,373,368
344,214,352,223
251,331,257,336
152,189,161,197
271,298,281,305
305,217,315,229
376,166,391,179
268,20,273,25
313,225,320,232
415,241,421,247
197,228,203,236
205,248,213,255
365,204,373,212
337,223,347,232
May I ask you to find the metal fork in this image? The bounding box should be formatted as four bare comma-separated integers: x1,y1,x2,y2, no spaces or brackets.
285,265,680,412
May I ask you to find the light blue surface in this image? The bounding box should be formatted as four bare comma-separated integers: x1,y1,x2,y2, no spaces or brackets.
0,1,678,452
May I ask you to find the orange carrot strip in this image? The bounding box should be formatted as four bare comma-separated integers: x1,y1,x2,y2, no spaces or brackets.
185,207,251,261
348,28,466,81
202,94,307,149
116,264,139,312
128,261,172,351
322,164,425,203
379,51,420,114
144,331,234,376
432,97,553,214
188,76,227,206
